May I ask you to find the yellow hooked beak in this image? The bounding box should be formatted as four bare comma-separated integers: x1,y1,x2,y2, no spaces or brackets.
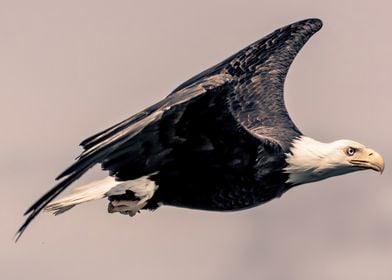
349,148,385,173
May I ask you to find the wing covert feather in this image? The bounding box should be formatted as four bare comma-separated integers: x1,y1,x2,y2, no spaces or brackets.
173,18,323,149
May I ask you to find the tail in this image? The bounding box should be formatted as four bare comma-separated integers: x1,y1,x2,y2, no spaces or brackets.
44,177,118,215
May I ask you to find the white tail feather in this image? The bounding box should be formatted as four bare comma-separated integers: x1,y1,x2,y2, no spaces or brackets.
44,177,118,215
44,174,158,215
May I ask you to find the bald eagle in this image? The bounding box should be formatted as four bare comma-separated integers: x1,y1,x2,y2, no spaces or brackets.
17,18,384,241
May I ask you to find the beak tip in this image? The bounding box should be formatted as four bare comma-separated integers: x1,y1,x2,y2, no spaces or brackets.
379,159,385,175
369,149,385,175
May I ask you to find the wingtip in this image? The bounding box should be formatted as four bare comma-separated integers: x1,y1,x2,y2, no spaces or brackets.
282,18,323,41
309,18,323,29
14,231,22,243
302,18,323,31
14,222,27,243
17,207,44,243
289,18,323,32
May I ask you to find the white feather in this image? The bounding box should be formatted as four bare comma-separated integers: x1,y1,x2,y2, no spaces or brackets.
44,174,158,215
284,136,364,185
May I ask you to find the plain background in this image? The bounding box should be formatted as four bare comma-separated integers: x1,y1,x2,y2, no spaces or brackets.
1,1,391,279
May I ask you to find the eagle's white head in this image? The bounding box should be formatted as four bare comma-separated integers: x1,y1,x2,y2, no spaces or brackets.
284,136,385,186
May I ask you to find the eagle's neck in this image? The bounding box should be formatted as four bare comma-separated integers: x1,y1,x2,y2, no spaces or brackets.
283,136,349,186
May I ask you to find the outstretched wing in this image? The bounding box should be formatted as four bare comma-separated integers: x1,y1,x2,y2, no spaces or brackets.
16,74,233,240
175,18,323,150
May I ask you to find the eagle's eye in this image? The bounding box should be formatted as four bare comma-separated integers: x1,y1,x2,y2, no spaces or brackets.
346,147,356,156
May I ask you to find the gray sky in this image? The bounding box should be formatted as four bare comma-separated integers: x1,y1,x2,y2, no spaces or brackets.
1,1,392,279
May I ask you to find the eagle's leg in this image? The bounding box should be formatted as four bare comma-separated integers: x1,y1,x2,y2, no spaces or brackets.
107,199,147,217
106,174,158,216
